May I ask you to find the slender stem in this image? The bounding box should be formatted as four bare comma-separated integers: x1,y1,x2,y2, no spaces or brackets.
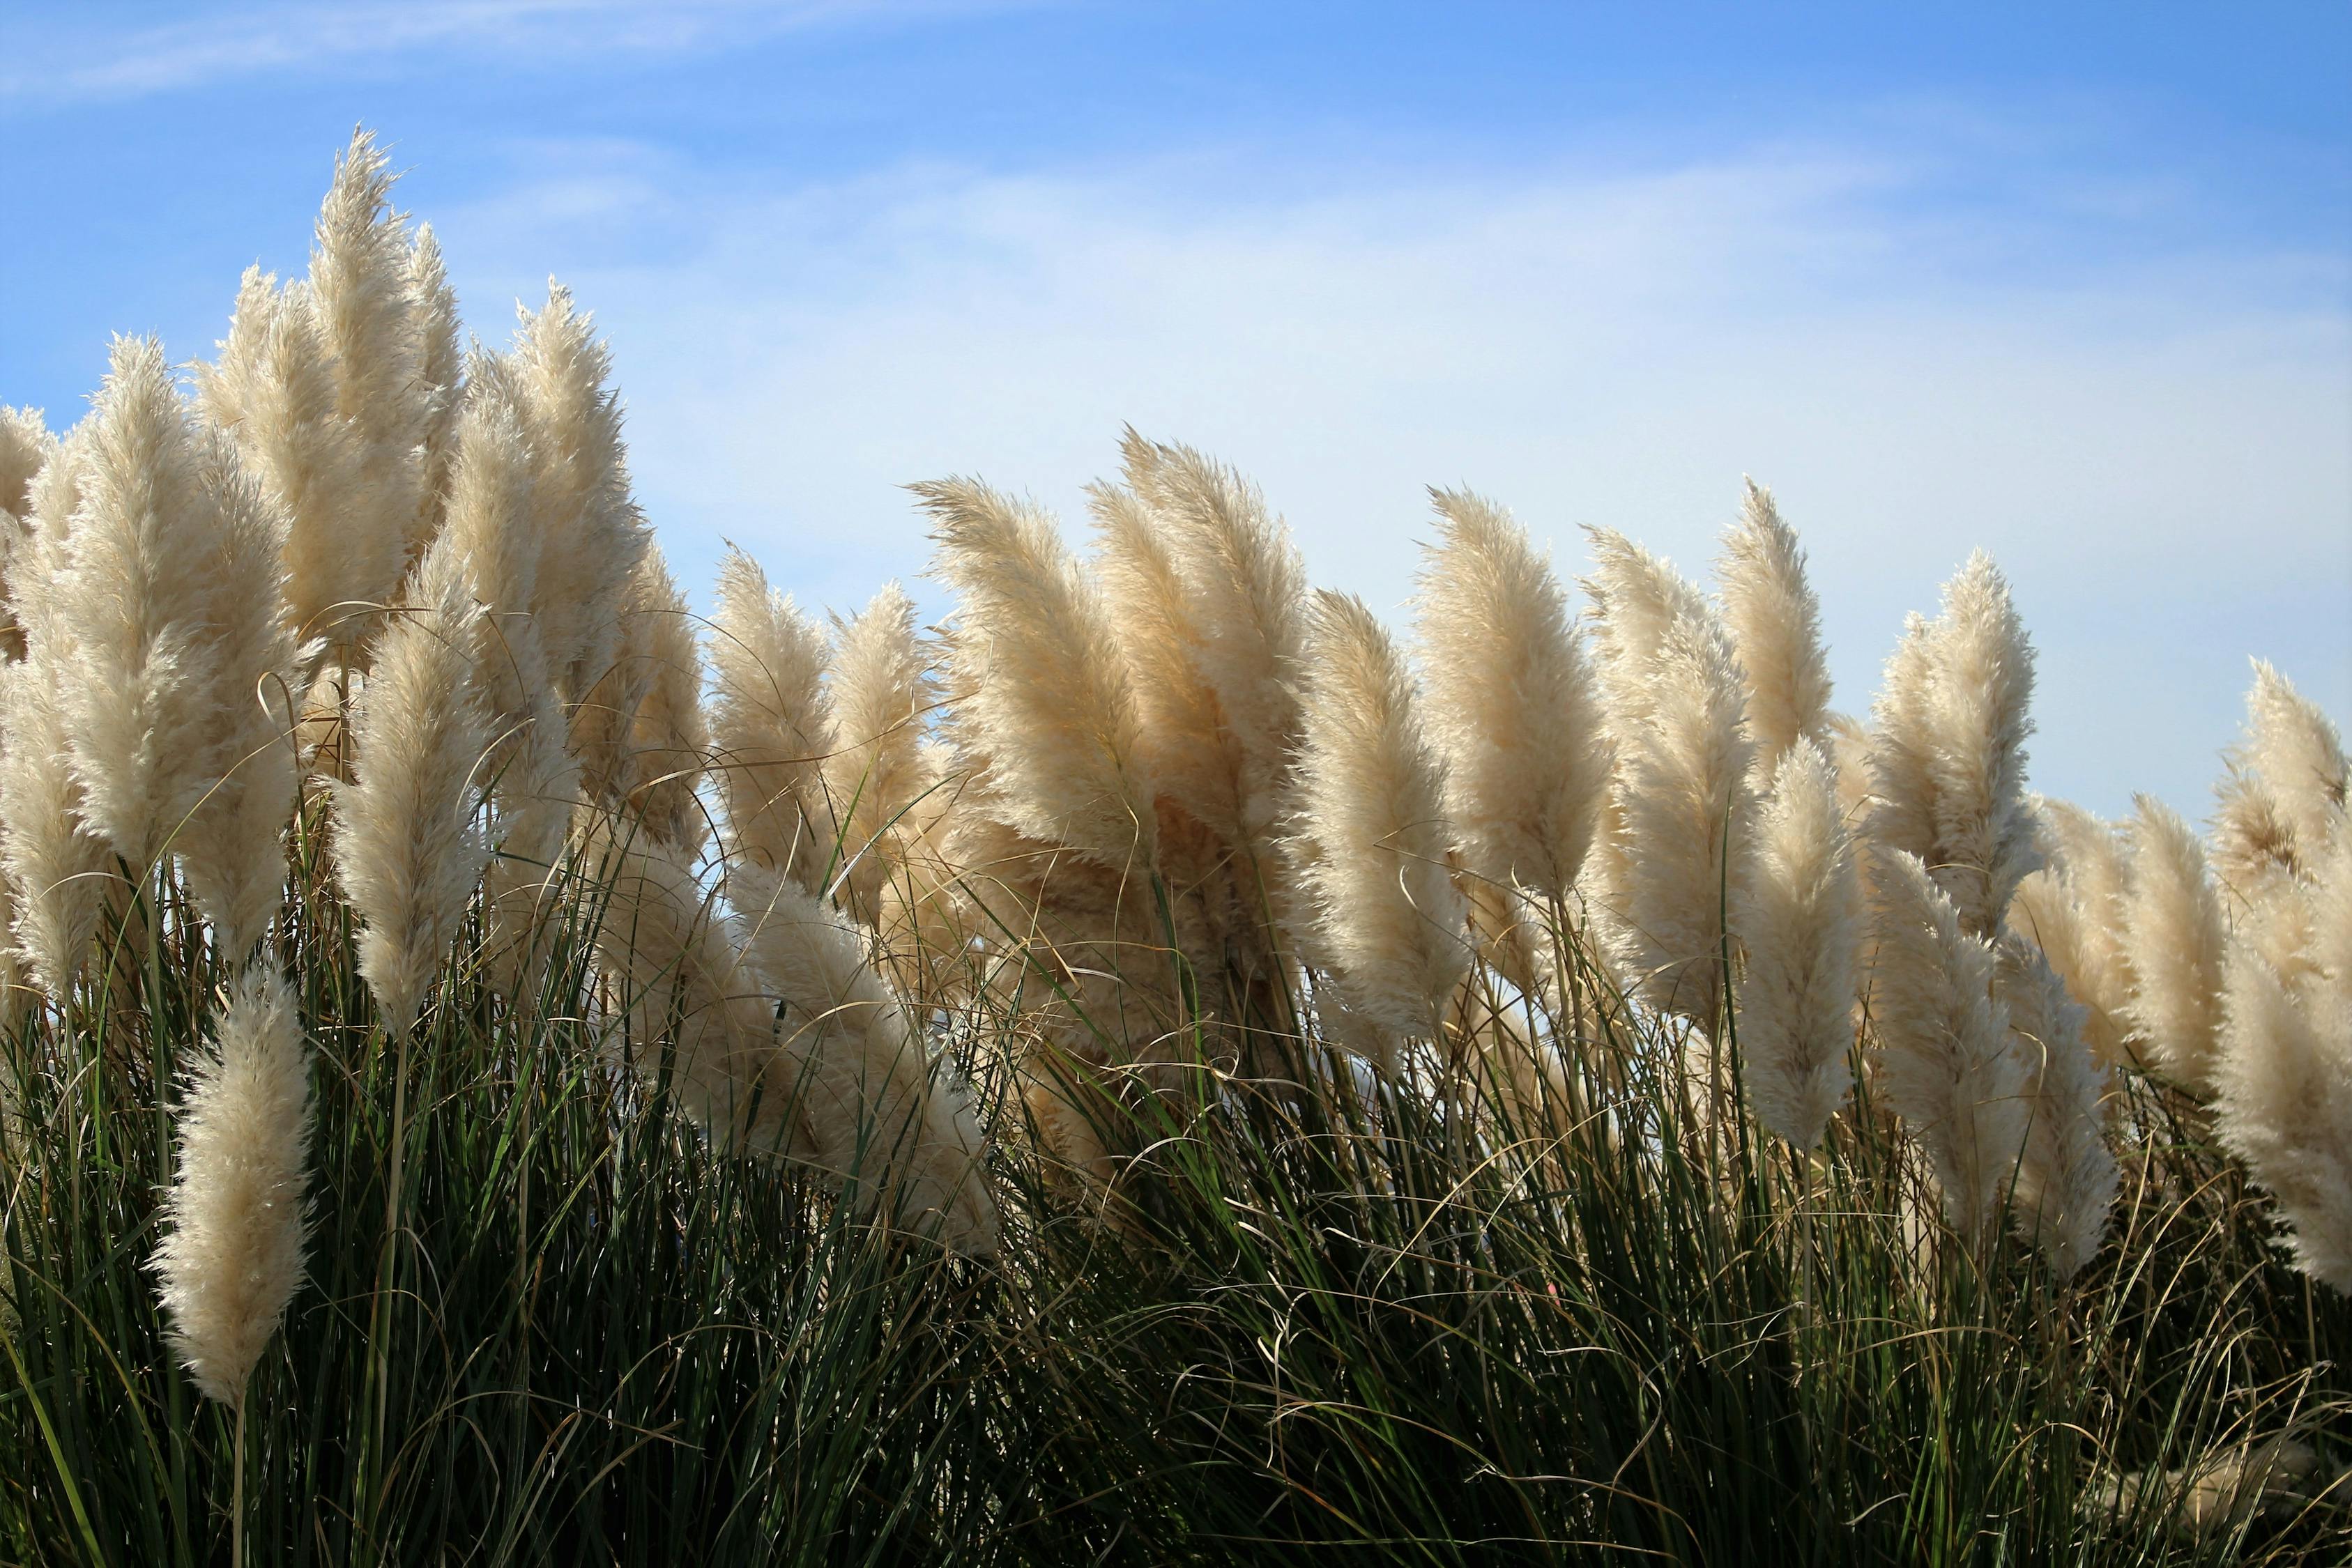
232,1394,247,1568
372,1024,411,1547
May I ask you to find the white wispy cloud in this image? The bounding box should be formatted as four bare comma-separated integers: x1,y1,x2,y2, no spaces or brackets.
430,138,2349,817
0,0,1023,104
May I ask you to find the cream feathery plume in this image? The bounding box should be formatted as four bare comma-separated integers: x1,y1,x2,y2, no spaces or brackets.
576,546,706,853
2040,801,2133,1015
919,476,1155,868
432,387,578,991
1867,553,2041,938
194,268,376,656
1868,847,2031,1242
2213,920,2352,1293
822,582,939,921
2008,799,2135,1070
0,405,56,662
334,542,494,1034
731,863,999,1255
1290,590,1468,1043
1089,478,1244,840
501,289,650,707
2116,794,2227,1090
1120,431,1306,845
152,963,314,1406
1862,613,1939,867
2213,660,2347,898
407,222,464,554
176,433,301,955
0,405,48,521
305,131,425,643
1715,479,1832,769
1734,740,1861,1147
708,545,835,891
53,336,240,868
1824,712,1874,829
1586,535,1755,1027
0,433,112,995
1583,528,1711,728
585,820,807,1151
0,661,112,996
1997,936,2117,1278
1416,487,1611,902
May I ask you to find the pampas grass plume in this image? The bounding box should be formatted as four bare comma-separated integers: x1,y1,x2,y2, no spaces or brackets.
920,476,1155,868
335,541,494,1033
2213,659,2347,896
54,335,229,868
1999,937,2117,1278
1119,431,1306,843
504,289,649,706
1716,479,1832,769
2214,932,2352,1291
1867,553,2040,938
178,431,300,955
1868,847,2029,1242
1735,739,1861,1147
196,267,376,653
2118,794,2228,1090
1292,589,1467,1043
1584,530,1754,1026
153,964,314,1406
823,581,938,918
1416,487,1610,902
731,863,999,1254
709,544,834,891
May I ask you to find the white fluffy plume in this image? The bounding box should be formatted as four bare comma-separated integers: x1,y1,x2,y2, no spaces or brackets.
1584,530,1755,1027
708,545,835,891
1868,847,2030,1243
2117,795,2228,1091
1291,590,1468,1046
1716,479,1832,770
1866,553,2040,939
2213,911,2352,1293
1416,488,1610,903
731,864,999,1255
335,544,494,1034
152,964,314,1406
920,476,1154,868
1734,740,1861,1147
1998,937,2118,1279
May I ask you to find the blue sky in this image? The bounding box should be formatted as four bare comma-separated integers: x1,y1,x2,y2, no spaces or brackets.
3,1,2347,820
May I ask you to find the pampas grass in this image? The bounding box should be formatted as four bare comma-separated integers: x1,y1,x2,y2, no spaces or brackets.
334,542,493,1034
1997,935,2118,1278
1584,528,1755,1027
1717,478,1833,769
1290,589,1467,1049
822,582,939,921
708,544,834,890
731,863,999,1255
1735,739,1861,1147
1866,553,2042,939
2120,793,2229,1089
6,133,2349,1566
1868,846,2029,1243
919,476,1154,868
153,964,314,1404
2215,928,2352,1291
1416,487,1610,903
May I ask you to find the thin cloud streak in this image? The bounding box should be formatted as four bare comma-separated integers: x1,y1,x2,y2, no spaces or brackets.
0,0,1024,105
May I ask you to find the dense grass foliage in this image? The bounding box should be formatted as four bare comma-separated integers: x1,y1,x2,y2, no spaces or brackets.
1,808,2342,1565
